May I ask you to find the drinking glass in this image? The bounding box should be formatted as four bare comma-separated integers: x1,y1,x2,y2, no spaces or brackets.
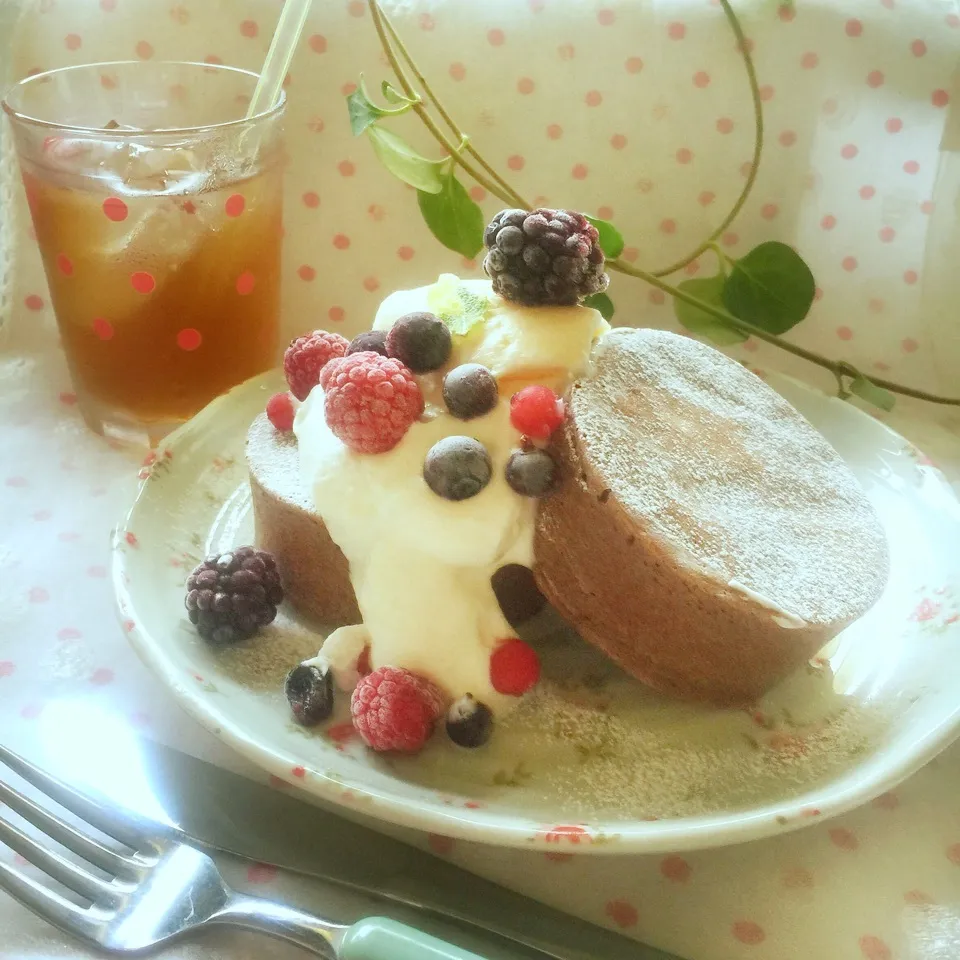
3,61,286,445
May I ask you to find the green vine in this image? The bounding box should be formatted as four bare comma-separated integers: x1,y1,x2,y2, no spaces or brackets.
348,0,960,411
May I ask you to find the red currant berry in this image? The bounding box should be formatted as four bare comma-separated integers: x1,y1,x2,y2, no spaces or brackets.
509,386,565,440
490,638,541,696
266,392,295,432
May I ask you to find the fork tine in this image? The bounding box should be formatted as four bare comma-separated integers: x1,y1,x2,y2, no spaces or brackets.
0,780,139,879
0,859,105,943
0,810,123,905
0,744,143,849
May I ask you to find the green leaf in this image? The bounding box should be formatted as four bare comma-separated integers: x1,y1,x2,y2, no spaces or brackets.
849,376,896,412
674,275,749,346
346,80,388,136
381,80,415,106
346,77,417,136
722,241,815,335
417,170,485,257
366,127,446,193
584,291,615,320
585,215,625,260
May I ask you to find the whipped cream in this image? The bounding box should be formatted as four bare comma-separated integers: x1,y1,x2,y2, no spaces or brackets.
295,275,608,716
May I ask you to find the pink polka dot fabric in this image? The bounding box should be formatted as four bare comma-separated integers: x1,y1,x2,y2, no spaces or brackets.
2,2,960,959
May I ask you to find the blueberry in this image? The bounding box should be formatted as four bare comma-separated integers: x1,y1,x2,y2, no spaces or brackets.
442,364,499,420
284,661,334,726
385,312,452,374
446,694,494,748
347,330,388,356
505,448,557,497
423,436,492,501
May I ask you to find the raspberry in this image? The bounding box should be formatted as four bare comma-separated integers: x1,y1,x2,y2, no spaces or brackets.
284,330,349,401
385,312,452,374
490,638,541,696
351,666,446,753
185,547,283,646
505,448,557,497
483,208,609,306
509,385,565,439
265,392,295,432
323,351,424,454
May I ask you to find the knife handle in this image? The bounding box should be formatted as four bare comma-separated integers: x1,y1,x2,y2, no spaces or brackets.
339,917,487,960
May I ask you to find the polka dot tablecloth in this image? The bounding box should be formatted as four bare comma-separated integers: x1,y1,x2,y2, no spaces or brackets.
2,1,960,959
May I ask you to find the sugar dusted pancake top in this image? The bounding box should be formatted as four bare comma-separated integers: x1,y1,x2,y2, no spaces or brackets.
570,328,889,626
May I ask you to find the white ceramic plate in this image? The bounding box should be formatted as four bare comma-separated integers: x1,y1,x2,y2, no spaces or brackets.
115,368,960,854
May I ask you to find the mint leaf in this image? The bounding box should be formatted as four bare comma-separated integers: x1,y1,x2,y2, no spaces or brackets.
585,216,625,260
417,170,485,257
722,241,815,335
444,288,492,336
366,127,445,193
849,376,896,412
426,274,493,335
675,275,748,346
346,77,417,136
584,291,615,320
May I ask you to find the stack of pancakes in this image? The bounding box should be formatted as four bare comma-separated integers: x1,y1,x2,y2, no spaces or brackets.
247,328,889,706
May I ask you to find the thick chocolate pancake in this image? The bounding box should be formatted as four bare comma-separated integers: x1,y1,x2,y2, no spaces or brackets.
247,413,544,629
533,328,890,706
247,413,361,626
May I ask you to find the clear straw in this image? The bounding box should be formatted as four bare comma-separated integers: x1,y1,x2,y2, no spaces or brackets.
246,0,314,118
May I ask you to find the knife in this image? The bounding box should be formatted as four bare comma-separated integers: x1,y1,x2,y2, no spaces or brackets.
29,700,679,960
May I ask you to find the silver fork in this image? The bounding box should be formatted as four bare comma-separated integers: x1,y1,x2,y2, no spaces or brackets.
0,744,486,960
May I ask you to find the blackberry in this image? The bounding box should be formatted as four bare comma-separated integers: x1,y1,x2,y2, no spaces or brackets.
423,436,492,501
483,208,609,307
505,448,558,497
442,364,499,420
184,547,282,646
385,312,452,374
347,330,388,356
285,661,334,726
446,694,494,748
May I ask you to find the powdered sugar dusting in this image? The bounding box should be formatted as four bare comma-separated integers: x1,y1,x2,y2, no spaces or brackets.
572,329,888,624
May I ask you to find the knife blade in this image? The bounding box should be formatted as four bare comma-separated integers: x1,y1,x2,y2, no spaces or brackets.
30,700,679,960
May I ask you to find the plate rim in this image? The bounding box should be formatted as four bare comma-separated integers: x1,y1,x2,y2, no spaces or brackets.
113,369,960,854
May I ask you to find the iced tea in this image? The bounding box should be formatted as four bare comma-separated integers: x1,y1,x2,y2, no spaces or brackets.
4,61,285,444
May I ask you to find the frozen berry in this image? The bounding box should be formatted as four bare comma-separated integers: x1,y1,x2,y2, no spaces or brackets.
442,364,498,420
490,638,541,696
351,666,446,753
265,392,295,432
185,547,283,646
423,436,492,501
483,208,609,306
284,330,349,401
323,351,424,454
509,385,564,440
385,312,452,374
347,330,388,356
446,694,494,748
505,448,557,497
285,661,334,726
491,564,547,627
